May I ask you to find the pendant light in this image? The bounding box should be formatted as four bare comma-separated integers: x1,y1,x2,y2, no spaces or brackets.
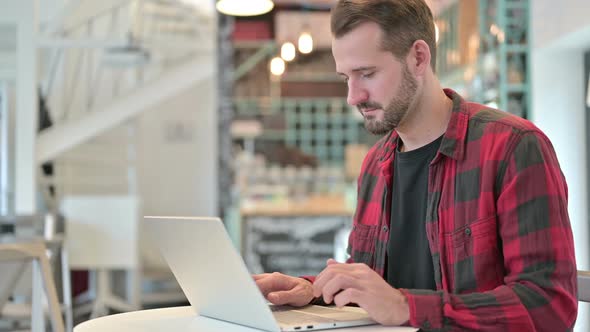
280,42,296,62
298,30,313,54
216,0,274,17
270,57,286,76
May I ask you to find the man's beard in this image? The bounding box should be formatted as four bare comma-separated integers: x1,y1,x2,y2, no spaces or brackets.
358,64,418,135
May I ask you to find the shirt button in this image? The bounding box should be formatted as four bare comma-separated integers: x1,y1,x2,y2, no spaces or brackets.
382,226,388,232
465,227,472,236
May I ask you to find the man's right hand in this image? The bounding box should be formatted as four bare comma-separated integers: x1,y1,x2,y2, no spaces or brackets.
253,272,314,307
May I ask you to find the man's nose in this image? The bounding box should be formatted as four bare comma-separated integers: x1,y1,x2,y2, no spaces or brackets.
347,81,368,106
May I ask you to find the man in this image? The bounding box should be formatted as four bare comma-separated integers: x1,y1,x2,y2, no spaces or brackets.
255,0,578,330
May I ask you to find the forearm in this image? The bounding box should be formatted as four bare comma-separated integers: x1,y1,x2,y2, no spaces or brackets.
400,273,577,332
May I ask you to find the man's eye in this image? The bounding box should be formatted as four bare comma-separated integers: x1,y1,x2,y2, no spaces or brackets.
361,72,375,79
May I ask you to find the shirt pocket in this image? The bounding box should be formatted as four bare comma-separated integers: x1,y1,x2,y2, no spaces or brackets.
349,223,379,266
445,215,504,292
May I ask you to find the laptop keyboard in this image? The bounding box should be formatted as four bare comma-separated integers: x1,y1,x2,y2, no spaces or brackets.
272,309,337,325
270,305,296,312
270,305,371,325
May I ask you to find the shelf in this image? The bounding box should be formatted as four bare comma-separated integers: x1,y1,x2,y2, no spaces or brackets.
505,1,528,10
505,44,528,53
506,84,527,93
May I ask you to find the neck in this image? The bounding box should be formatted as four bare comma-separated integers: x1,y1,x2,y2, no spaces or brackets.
395,78,452,152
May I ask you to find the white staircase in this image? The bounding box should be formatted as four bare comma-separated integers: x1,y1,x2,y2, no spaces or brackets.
2,0,218,319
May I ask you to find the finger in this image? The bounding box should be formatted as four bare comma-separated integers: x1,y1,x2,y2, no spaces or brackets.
321,274,359,304
268,291,298,306
333,288,363,308
313,264,358,297
312,268,334,297
326,258,340,265
257,273,303,297
267,280,312,306
315,263,346,287
322,262,360,275
255,274,283,296
267,287,308,307
255,279,273,296
253,273,272,281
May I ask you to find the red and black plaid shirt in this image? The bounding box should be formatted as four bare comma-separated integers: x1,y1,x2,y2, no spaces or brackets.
348,89,577,331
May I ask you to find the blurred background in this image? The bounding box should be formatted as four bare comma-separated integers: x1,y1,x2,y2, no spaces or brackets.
0,0,589,331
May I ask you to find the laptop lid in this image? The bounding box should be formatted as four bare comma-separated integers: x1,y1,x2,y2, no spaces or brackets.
144,216,281,332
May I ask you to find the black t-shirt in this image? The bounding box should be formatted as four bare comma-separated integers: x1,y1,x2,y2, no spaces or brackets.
386,136,443,290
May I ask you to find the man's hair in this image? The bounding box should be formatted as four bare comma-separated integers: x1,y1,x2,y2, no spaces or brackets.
331,0,437,71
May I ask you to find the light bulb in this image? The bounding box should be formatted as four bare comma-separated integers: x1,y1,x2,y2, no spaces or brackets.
298,32,313,54
216,0,274,17
270,57,285,76
435,23,440,43
281,42,296,62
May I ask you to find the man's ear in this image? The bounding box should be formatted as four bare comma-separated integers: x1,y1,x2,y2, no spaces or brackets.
407,40,431,76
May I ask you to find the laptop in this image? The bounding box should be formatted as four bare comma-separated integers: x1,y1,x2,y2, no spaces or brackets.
144,216,379,332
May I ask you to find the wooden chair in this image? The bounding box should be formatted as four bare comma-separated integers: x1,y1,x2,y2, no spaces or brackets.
579,270,590,303
0,240,65,332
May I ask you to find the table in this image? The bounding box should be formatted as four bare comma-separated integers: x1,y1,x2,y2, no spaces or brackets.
74,306,418,332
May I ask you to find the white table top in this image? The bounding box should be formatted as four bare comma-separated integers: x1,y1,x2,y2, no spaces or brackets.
74,306,418,332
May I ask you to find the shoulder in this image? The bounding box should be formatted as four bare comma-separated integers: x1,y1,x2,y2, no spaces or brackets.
464,102,550,147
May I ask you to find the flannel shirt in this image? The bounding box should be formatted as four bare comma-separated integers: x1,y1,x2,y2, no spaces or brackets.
310,89,578,331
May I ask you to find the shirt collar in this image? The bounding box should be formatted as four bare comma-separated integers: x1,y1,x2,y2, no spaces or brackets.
377,88,469,163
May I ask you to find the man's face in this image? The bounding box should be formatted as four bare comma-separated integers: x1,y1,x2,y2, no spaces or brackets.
332,22,418,135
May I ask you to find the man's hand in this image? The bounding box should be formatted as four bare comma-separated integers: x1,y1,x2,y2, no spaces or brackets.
313,259,410,326
253,272,314,307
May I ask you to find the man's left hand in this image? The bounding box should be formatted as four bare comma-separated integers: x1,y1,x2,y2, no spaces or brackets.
313,259,410,326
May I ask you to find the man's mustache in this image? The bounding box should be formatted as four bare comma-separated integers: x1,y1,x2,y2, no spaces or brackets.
357,102,383,112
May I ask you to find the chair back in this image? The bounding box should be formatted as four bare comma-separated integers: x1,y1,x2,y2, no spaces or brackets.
579,270,590,302
0,260,27,312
